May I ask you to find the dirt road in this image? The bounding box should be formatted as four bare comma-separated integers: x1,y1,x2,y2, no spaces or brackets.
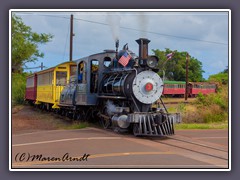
12,105,73,134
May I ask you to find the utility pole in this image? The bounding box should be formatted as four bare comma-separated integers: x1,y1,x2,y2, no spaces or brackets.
185,53,189,100
41,62,44,70
69,14,74,61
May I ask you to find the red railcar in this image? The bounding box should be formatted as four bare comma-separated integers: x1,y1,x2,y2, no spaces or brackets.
162,81,186,96
25,73,37,103
188,82,217,97
162,81,217,97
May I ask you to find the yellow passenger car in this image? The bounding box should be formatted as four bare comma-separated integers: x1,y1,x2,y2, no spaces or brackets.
35,61,77,108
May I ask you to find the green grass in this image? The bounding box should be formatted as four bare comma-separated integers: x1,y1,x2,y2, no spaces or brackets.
174,122,228,130
62,122,89,130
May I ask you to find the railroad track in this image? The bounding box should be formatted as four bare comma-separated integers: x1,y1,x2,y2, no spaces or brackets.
148,135,228,162
160,101,190,105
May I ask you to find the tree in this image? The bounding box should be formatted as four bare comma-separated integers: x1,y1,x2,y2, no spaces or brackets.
152,48,204,82
208,71,228,85
222,66,228,74
11,14,53,73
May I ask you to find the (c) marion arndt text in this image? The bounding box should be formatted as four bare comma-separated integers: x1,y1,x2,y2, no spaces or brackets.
15,153,90,162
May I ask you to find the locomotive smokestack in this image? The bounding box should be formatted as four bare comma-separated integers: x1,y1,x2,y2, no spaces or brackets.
136,38,150,66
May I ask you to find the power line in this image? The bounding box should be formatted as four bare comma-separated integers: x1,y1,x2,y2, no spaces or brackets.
23,62,47,70
120,27,228,45
73,17,228,46
23,66,46,69
16,13,228,46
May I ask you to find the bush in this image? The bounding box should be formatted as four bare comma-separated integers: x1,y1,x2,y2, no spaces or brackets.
208,72,228,85
176,102,186,113
12,73,28,106
179,84,228,124
192,86,228,123
196,86,228,110
201,105,227,123
196,93,206,104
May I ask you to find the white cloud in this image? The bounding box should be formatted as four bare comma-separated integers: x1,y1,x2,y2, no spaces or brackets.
15,11,229,78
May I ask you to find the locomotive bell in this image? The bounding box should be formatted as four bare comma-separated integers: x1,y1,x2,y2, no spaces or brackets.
118,50,127,58
136,38,150,67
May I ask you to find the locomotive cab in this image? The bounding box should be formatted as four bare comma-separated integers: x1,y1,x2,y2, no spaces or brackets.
60,50,117,106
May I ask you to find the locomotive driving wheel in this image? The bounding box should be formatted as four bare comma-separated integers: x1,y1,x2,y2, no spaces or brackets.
99,107,111,129
77,110,86,121
100,118,111,129
72,111,77,120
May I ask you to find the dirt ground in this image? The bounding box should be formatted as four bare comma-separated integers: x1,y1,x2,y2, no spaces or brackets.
11,105,73,134
11,99,191,135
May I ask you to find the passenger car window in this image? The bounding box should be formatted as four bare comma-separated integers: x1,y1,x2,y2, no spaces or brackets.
78,61,87,84
56,71,67,86
103,57,111,68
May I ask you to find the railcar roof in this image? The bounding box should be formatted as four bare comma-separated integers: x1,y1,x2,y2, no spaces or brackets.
164,81,186,84
35,61,77,74
74,50,116,64
189,82,216,85
26,73,36,78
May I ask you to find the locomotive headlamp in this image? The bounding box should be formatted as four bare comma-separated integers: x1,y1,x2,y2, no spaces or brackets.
147,56,159,68
145,82,153,92
132,70,163,104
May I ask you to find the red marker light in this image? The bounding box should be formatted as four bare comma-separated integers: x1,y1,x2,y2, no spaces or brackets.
145,82,153,92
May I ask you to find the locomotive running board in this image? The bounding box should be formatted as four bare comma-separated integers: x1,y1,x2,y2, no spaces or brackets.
130,113,181,136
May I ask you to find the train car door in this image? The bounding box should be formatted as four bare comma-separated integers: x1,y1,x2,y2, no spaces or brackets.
34,73,37,100
90,59,99,94
188,83,193,97
76,61,87,105
55,71,67,102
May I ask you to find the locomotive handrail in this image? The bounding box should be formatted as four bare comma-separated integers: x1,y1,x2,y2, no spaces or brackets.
133,68,138,85
112,73,120,94
130,94,140,112
120,73,128,97
103,68,135,74
97,95,127,100
106,74,114,94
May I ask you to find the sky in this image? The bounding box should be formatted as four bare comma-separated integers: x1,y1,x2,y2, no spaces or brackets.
13,10,229,79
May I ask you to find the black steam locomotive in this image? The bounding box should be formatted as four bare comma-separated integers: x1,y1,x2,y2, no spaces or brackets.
58,38,181,136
